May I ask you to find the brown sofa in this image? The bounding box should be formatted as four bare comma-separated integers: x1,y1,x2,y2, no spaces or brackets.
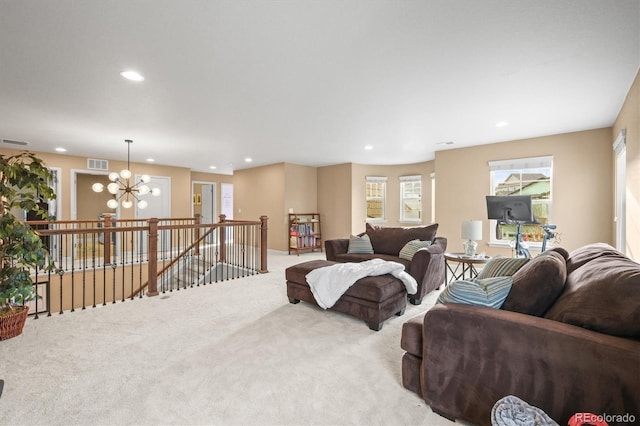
325,223,446,305
401,243,640,425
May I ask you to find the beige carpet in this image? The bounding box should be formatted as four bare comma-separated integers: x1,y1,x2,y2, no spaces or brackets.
0,251,456,426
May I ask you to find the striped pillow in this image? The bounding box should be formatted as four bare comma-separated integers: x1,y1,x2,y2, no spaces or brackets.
347,234,374,254
437,276,513,309
399,239,432,261
476,257,530,279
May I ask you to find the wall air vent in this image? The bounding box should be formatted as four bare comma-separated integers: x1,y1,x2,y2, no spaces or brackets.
1,138,28,146
87,158,109,170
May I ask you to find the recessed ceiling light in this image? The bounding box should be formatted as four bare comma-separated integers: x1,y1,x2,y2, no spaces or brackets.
245,158,253,163
120,70,145,82
146,158,155,162
209,166,217,170
55,147,67,152
364,145,373,150
495,121,509,128
436,141,454,146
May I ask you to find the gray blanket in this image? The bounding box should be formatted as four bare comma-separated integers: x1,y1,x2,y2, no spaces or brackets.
491,395,558,426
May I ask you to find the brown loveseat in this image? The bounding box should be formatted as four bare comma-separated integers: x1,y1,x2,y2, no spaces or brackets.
325,223,446,305
400,243,640,425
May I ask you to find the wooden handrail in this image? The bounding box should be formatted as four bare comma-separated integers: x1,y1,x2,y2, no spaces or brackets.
26,215,268,308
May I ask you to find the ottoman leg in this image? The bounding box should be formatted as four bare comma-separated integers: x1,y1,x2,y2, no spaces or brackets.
366,321,383,331
395,307,406,316
288,297,300,304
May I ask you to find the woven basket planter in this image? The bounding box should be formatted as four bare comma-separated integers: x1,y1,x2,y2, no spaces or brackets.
0,306,29,341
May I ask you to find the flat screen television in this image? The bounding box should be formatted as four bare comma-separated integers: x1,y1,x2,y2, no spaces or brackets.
486,195,535,223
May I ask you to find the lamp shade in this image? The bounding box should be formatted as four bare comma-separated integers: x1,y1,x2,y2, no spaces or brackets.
461,220,482,241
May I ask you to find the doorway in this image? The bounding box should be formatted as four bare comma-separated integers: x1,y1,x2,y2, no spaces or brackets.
193,181,217,245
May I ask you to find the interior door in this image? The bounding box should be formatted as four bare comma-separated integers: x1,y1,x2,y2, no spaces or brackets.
220,183,233,242
135,175,171,220
200,184,215,224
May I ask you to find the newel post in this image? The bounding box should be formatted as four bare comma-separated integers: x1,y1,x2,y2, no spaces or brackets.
147,218,159,296
219,214,226,263
103,213,112,265
260,215,268,273
194,213,201,256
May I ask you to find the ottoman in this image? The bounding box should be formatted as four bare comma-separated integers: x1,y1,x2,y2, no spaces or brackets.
285,259,407,331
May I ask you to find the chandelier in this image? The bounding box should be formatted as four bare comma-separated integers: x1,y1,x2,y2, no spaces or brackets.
91,139,160,209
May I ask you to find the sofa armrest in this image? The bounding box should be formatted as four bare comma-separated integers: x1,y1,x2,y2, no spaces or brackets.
407,237,446,304
324,238,349,261
421,303,640,425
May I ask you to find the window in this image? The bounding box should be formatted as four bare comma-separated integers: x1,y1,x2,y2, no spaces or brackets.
366,176,386,221
614,130,626,252
400,175,421,222
489,156,553,246
430,172,435,223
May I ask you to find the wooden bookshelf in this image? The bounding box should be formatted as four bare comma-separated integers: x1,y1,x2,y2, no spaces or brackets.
288,213,322,255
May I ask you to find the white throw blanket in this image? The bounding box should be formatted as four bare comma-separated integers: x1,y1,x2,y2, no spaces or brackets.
305,259,418,309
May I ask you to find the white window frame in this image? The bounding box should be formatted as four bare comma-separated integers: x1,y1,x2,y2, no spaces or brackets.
488,156,553,250
614,130,626,253
399,175,422,223
366,176,387,222
430,172,435,223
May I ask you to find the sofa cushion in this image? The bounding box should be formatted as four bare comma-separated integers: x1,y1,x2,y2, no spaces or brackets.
501,251,567,316
399,239,432,261
437,276,513,309
400,313,425,357
565,242,627,274
476,256,530,279
347,234,374,254
285,260,337,285
544,248,640,338
342,273,406,302
366,222,438,256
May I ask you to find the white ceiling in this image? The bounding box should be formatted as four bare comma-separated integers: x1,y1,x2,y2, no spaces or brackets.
1,1,638,175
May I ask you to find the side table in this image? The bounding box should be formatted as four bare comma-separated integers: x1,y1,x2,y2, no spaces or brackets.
444,252,492,284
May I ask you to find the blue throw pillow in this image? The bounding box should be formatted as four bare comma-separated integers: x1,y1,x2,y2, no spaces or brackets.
347,234,374,254
437,276,513,309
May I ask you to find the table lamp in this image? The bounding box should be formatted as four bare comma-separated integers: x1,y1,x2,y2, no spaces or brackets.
461,220,482,256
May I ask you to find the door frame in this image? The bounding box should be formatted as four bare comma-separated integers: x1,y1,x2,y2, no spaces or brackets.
70,169,119,220
192,180,217,222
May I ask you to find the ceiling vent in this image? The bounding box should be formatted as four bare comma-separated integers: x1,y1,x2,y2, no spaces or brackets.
1,138,29,146
87,158,109,171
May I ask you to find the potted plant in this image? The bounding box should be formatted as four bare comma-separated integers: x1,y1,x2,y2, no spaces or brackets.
0,151,56,340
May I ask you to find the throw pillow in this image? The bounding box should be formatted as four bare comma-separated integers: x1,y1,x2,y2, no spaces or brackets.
347,234,374,254
399,239,432,261
437,276,513,309
501,251,567,316
476,257,530,280
365,222,438,256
